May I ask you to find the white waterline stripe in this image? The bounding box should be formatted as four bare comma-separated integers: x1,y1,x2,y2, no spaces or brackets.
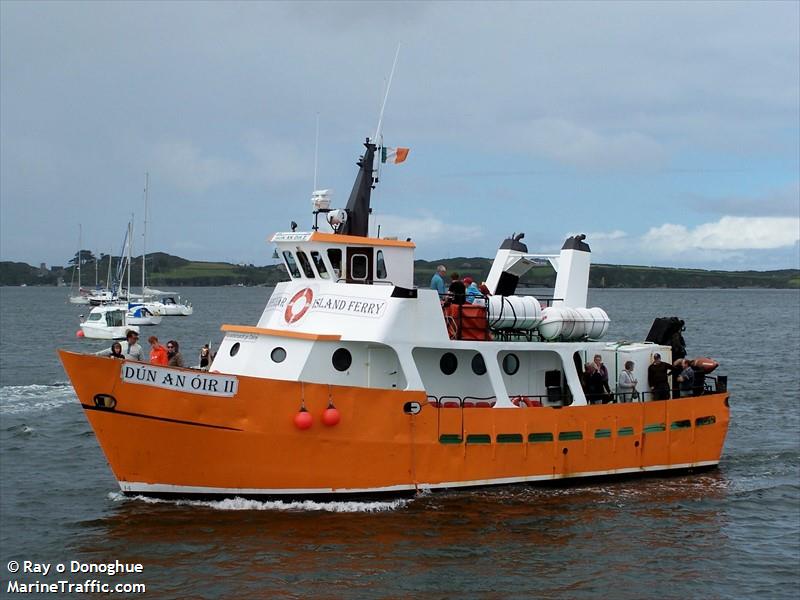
120,461,719,496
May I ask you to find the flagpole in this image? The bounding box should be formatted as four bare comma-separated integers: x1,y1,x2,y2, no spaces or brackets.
313,113,320,192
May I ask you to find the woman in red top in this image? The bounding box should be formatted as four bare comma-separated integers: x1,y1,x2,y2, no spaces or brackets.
148,336,168,365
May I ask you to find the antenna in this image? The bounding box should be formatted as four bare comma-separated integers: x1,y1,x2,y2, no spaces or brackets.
313,113,320,191
373,43,401,143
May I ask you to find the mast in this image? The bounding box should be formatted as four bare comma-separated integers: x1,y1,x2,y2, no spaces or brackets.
127,219,133,301
337,139,376,237
142,173,149,296
77,224,82,291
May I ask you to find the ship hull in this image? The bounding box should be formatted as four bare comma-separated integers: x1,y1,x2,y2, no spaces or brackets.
60,351,730,497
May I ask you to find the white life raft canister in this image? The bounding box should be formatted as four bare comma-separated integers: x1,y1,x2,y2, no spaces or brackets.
538,306,610,341
487,295,543,330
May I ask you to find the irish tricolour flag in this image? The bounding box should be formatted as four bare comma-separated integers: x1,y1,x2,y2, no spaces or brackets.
381,146,410,164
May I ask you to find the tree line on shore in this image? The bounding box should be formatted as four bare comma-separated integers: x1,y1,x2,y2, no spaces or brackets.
1,251,798,288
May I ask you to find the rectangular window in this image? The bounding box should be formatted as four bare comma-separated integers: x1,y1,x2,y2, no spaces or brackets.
671,419,692,430
558,431,583,441
594,428,612,439
327,249,342,279
696,416,716,427
283,251,301,278
375,250,387,279
296,250,315,278
350,254,368,280
618,426,634,436
310,251,329,279
644,423,666,433
497,433,523,444
528,432,554,443
466,434,491,445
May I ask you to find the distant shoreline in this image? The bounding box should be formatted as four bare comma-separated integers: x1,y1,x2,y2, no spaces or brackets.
2,253,798,289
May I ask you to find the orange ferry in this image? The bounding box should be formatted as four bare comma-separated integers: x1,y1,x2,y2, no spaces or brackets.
59,139,729,498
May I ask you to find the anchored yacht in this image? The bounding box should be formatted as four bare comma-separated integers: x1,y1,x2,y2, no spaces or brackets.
59,138,729,498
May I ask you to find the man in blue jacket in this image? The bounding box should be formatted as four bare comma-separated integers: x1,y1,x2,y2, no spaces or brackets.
430,265,447,298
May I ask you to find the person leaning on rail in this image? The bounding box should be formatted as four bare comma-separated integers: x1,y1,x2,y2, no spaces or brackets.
95,330,142,361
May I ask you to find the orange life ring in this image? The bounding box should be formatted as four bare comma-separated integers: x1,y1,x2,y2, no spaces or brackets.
284,288,314,323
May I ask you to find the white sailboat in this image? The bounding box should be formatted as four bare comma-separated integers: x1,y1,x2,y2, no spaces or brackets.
127,174,162,326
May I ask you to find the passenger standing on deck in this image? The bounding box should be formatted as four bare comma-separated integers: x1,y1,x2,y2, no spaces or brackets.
448,272,466,305
148,336,168,365
585,362,604,404
123,330,143,361
617,361,638,403
593,354,612,402
464,277,480,304
678,359,695,397
166,340,186,368
104,342,124,359
648,353,673,400
199,344,212,370
95,330,142,360
430,265,447,299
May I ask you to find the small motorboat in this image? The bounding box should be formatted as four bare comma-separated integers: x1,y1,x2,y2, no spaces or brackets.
79,305,139,340
126,304,163,326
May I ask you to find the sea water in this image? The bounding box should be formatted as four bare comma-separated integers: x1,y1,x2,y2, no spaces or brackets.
1,286,798,598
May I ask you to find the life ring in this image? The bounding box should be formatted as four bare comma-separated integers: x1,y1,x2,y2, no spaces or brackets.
284,288,314,323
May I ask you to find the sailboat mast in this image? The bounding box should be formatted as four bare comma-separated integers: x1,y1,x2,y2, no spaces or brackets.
127,219,133,301
77,224,82,290
142,173,148,295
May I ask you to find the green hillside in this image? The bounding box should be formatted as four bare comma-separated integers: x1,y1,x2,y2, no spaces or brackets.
2,252,798,288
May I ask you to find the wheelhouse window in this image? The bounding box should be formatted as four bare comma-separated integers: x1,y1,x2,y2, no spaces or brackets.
375,250,387,279
283,251,301,278
296,250,315,278
106,311,125,327
327,249,342,279
310,251,330,279
87,312,102,321
350,254,368,280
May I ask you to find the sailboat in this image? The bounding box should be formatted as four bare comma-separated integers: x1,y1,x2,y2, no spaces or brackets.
127,175,162,326
128,174,193,317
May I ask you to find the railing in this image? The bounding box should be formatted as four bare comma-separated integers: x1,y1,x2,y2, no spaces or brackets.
427,379,725,409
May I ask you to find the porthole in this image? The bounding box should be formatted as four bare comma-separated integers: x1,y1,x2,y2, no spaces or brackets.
332,348,352,372
502,353,519,376
471,354,486,376
270,347,286,363
440,352,458,375
230,342,241,357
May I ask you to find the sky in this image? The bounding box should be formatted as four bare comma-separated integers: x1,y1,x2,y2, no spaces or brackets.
1,0,798,271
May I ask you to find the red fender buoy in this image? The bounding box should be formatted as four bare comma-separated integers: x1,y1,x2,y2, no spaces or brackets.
76,330,85,338
322,404,341,427
294,408,312,430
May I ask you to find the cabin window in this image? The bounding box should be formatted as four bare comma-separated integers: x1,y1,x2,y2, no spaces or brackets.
327,249,342,279
440,352,458,375
296,251,315,278
87,312,102,321
230,342,241,357
502,353,520,376
310,251,330,279
332,348,352,372
270,347,286,363
106,311,124,327
471,354,487,376
350,254,368,280
283,251,301,278
375,250,387,279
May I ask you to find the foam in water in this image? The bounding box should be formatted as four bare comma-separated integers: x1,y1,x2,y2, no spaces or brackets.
108,492,409,513
0,383,76,415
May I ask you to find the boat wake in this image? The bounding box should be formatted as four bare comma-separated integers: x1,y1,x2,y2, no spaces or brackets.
0,383,76,415
107,492,410,513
